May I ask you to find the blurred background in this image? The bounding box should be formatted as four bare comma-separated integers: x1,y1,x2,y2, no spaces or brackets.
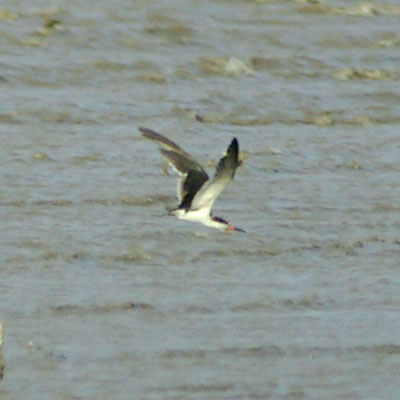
1,0,399,399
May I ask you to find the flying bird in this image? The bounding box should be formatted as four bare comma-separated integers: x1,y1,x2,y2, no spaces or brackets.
140,127,245,232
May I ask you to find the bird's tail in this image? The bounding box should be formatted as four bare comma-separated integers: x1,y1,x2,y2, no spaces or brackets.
167,207,186,218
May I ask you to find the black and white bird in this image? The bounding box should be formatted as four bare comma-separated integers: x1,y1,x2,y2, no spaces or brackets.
140,127,245,232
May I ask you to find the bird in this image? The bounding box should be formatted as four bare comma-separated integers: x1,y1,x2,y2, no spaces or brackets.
140,127,245,232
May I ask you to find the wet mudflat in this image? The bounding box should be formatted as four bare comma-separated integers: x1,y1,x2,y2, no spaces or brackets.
1,0,400,399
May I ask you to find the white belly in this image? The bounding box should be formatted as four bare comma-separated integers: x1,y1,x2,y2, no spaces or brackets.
175,208,210,223
171,208,227,231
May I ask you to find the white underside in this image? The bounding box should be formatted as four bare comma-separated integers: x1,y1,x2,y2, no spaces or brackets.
173,207,210,223
172,208,226,230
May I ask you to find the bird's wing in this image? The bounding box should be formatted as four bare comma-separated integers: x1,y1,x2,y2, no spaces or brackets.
190,138,240,213
140,127,209,203
140,127,192,158
160,150,209,205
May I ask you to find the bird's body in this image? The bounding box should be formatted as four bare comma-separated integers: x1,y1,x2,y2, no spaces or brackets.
140,127,245,232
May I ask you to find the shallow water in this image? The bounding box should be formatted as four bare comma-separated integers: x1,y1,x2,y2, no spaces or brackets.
1,0,400,399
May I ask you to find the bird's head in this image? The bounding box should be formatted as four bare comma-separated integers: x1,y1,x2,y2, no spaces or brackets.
211,216,246,233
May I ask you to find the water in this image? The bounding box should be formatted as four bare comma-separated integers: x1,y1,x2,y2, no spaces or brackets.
1,0,400,399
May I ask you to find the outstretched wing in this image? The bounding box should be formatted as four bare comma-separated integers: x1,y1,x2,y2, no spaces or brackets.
140,127,209,203
190,137,240,213
140,127,192,159
158,149,209,208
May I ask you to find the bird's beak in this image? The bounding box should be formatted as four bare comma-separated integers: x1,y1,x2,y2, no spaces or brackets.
226,225,246,233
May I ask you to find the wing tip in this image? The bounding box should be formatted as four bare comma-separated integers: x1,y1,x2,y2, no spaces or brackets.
230,137,239,151
229,137,239,161
139,126,157,139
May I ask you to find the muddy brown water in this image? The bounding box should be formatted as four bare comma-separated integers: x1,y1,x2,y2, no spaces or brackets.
1,1,400,399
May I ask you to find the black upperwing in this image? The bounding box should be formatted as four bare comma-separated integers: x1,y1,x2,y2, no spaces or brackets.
159,150,209,210
213,137,239,182
140,127,209,206
139,127,192,158
190,137,240,213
